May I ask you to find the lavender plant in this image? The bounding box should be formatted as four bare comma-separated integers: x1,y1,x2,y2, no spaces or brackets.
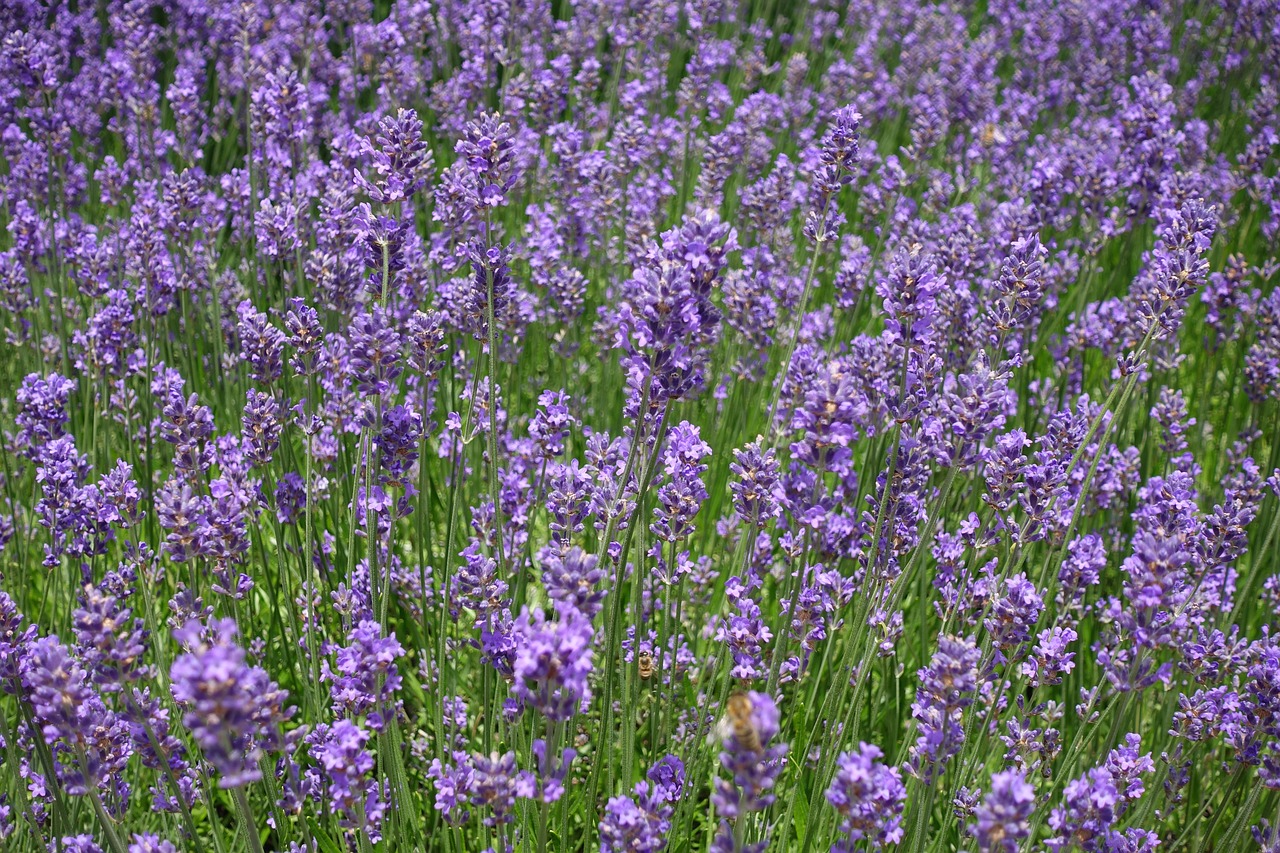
0,1,1279,851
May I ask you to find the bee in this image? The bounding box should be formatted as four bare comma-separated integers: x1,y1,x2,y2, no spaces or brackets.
637,650,655,681
980,123,1008,147
717,692,761,752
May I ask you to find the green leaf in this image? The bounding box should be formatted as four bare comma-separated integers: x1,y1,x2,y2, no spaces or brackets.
305,817,346,853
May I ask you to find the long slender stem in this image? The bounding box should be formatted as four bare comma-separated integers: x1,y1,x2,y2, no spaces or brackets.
232,786,266,853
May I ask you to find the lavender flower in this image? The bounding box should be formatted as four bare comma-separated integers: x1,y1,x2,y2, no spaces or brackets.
826,742,907,851
324,620,405,731
512,604,594,721
468,750,528,827
651,421,712,544
456,112,521,211
729,439,783,525
356,108,433,204
908,635,981,784
127,836,177,853
541,546,605,618
73,580,149,690
1047,735,1156,852
0,6,1274,851
712,691,788,821
970,770,1035,852
169,619,290,788
236,301,286,384
307,720,385,839
14,372,75,455
20,636,132,800
600,756,685,853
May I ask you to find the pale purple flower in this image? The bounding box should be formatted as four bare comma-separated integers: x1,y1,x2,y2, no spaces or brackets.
826,742,906,851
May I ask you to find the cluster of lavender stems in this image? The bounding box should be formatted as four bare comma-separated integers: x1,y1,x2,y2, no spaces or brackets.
1,1,1280,851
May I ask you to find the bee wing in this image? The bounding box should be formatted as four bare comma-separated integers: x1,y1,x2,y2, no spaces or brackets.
709,712,733,746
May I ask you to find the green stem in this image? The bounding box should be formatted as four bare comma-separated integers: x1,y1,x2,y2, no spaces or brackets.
231,786,266,853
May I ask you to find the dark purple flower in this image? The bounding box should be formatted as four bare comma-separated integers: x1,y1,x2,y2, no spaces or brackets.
122,687,199,813
877,249,944,354
805,106,861,243
647,755,685,802
455,542,510,626
986,233,1048,348
530,390,575,458
614,210,737,417
468,750,528,827
1021,626,1078,688
60,836,104,853
908,635,981,784
717,575,773,681
406,309,448,380
169,619,291,788
462,239,515,341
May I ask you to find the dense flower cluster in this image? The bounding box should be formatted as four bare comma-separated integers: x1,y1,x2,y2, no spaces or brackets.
169,619,291,789
0,0,1278,850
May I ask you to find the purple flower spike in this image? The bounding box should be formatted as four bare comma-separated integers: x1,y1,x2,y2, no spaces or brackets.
971,770,1035,853
324,620,405,731
513,604,594,721
826,742,906,851
169,619,290,788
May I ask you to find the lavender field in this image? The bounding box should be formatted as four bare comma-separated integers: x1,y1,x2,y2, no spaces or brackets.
1,0,1279,850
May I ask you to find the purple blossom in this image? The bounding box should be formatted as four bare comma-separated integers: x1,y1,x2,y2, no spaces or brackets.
908,635,981,784
169,619,290,788
971,770,1035,853
73,580,149,691
324,620,404,731
712,691,788,821
512,604,594,721
455,112,521,211
729,439,782,526
600,756,684,853
356,108,433,204
541,546,605,619
20,635,132,801
307,719,385,839
14,372,75,455
651,421,712,544
1047,735,1155,852
128,836,176,853
236,301,286,384
826,742,906,851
